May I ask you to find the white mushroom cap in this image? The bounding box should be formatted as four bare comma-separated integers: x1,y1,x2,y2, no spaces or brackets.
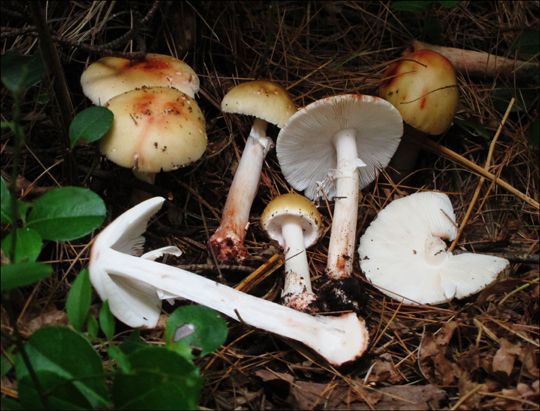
261,193,322,249
100,87,207,173
81,53,199,105
221,80,297,128
276,94,403,200
358,191,509,305
89,197,183,327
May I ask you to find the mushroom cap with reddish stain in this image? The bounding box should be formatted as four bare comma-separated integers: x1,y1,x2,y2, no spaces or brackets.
81,53,199,105
100,87,207,173
379,49,459,135
221,80,297,128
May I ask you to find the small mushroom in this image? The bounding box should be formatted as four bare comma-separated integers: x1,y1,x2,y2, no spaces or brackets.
260,193,322,313
276,94,403,311
89,197,370,366
379,50,459,183
208,80,297,263
358,191,509,305
81,53,199,105
99,86,207,185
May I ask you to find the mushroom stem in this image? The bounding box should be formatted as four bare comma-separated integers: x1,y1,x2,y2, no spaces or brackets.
406,40,538,78
91,197,369,366
280,216,316,308
425,236,449,267
209,118,272,263
326,128,363,280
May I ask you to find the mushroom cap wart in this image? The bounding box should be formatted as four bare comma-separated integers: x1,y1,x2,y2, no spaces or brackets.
81,53,199,105
358,192,509,305
100,87,207,173
261,193,322,248
276,94,403,200
379,49,458,135
221,80,297,128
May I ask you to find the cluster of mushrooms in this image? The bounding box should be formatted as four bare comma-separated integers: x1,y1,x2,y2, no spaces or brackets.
84,49,509,366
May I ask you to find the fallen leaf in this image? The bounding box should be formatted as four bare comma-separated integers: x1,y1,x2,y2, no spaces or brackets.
493,338,522,376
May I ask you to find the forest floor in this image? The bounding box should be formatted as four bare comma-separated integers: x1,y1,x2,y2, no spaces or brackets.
1,1,539,410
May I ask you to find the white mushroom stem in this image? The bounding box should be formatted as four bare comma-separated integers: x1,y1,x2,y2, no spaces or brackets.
280,216,316,308
425,237,449,267
209,118,273,262
90,197,369,366
327,128,365,280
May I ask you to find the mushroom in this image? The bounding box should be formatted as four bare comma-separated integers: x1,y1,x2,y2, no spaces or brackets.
99,86,207,185
89,197,370,366
260,193,322,313
358,191,509,305
81,53,199,105
379,49,459,183
276,94,403,311
208,80,297,263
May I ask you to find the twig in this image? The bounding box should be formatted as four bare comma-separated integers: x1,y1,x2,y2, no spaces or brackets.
449,98,515,252
407,127,539,210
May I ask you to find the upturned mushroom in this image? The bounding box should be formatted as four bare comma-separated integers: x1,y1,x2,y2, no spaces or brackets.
208,80,297,263
358,191,509,305
81,53,199,105
276,94,402,311
89,197,370,366
261,193,322,313
99,87,207,184
379,49,459,183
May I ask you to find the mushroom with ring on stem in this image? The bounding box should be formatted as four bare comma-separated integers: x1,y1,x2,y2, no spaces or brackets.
208,80,297,263
358,191,509,305
89,197,370,366
276,94,403,312
261,193,323,313
379,49,459,184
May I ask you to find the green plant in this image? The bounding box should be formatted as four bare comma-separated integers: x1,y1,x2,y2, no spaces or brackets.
1,50,228,410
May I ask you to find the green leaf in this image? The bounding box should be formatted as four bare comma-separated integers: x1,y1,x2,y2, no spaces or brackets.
453,118,492,140
26,187,106,241
14,326,110,409
112,346,202,410
1,228,42,263
530,118,539,149
107,344,131,373
66,269,92,332
119,329,146,355
99,300,116,341
391,1,433,12
165,305,228,360
1,396,23,410
1,51,49,94
1,177,13,224
511,30,540,55
1,346,15,377
86,315,99,340
70,106,114,149
438,1,459,7
1,262,53,291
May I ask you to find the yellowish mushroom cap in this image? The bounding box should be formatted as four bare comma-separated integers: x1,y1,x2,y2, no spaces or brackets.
261,193,322,249
221,80,297,128
81,53,199,105
100,87,207,173
379,50,458,135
